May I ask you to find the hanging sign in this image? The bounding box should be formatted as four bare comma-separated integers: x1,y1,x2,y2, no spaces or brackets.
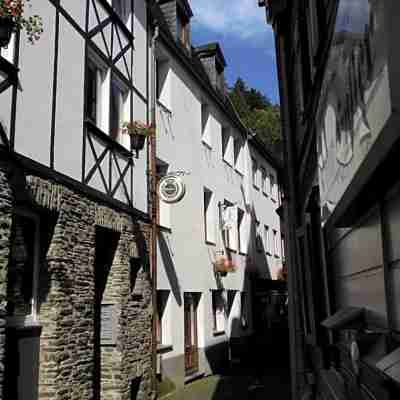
158,175,186,204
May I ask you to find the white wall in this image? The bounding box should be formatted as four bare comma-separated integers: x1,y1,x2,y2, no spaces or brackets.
155,41,282,386
10,0,149,214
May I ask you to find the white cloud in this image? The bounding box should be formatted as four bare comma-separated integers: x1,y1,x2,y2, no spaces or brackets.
190,0,272,40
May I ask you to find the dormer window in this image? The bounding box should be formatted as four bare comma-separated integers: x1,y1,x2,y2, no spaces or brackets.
177,7,190,49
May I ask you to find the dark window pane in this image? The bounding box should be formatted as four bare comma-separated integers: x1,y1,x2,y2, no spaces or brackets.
86,63,97,123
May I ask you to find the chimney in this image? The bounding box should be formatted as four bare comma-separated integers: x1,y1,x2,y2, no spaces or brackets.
158,0,193,50
194,42,227,93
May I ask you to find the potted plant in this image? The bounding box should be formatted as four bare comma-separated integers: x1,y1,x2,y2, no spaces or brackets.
122,121,155,152
0,0,43,48
214,257,237,275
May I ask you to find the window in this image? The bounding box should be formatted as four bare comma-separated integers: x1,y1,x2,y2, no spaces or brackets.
234,138,244,174
238,208,247,254
281,235,285,261
240,292,249,328
156,59,171,111
270,174,276,200
256,220,262,252
212,290,225,333
156,160,170,228
204,188,215,244
110,76,129,145
85,59,106,127
261,167,267,194
201,103,211,146
156,290,170,345
264,225,271,255
222,200,237,251
111,0,131,24
0,32,16,64
227,290,236,317
7,212,40,325
222,127,233,165
273,230,279,257
252,158,259,189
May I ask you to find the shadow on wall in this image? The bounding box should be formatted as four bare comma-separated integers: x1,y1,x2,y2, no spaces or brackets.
158,231,182,307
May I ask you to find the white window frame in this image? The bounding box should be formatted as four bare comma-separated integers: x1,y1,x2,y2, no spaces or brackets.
212,290,226,334
264,225,271,255
157,159,171,229
255,220,262,252
201,103,212,147
110,74,131,149
252,158,260,189
270,173,276,201
204,188,216,244
87,49,110,133
0,32,16,64
157,290,172,346
156,59,172,112
238,208,247,254
6,209,41,328
234,137,244,175
273,229,279,257
223,200,238,252
261,167,267,195
222,127,234,166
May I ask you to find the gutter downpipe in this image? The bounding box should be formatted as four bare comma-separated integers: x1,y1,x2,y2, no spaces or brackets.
150,22,159,397
274,22,304,400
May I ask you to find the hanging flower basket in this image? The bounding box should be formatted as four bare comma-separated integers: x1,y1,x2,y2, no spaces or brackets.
0,0,44,47
214,257,237,275
0,17,14,48
122,121,155,152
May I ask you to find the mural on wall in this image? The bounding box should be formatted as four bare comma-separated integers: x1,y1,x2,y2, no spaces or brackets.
317,0,390,223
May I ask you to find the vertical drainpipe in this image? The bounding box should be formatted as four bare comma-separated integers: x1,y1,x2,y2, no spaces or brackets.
149,22,160,396
274,24,304,400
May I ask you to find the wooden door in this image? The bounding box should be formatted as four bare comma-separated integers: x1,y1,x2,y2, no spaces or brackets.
184,293,199,375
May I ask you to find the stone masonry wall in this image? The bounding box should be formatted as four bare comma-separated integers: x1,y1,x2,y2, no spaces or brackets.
0,163,13,400
1,172,154,400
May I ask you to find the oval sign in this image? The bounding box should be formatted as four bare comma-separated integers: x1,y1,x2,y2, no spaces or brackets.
158,175,186,204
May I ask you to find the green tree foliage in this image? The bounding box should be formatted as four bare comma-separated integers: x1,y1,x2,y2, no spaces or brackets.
229,78,282,159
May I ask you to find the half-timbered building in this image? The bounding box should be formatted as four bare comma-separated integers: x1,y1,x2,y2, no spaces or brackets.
0,1,154,399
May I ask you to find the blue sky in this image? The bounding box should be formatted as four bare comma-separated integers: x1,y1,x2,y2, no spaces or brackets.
189,0,280,105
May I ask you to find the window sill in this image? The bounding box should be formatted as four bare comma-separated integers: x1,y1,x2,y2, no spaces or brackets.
185,371,205,384
235,168,244,177
222,158,234,168
266,251,272,256
85,119,132,158
253,184,260,191
239,251,247,256
205,240,216,246
157,100,173,116
158,224,172,233
202,140,212,150
262,191,269,197
226,247,237,254
271,198,277,203
157,344,173,354
213,330,226,337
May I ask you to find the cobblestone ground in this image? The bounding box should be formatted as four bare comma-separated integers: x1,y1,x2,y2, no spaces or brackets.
161,365,291,400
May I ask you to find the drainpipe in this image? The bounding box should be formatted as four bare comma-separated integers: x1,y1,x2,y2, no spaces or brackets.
149,22,160,396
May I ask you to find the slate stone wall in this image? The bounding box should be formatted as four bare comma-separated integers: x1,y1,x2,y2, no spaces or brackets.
0,171,154,400
0,163,13,400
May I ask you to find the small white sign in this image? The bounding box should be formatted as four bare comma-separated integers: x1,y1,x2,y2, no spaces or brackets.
158,175,186,204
